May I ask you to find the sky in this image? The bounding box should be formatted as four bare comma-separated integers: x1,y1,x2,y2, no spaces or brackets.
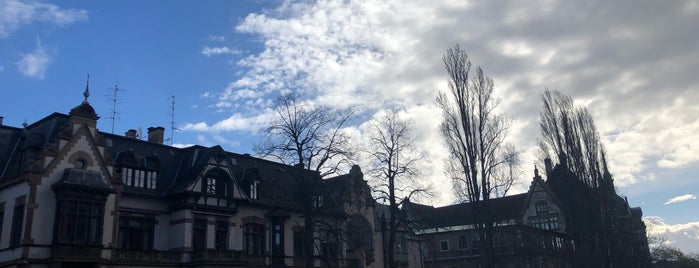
1,0,698,254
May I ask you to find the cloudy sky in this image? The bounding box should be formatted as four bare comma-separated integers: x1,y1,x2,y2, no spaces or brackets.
1,0,698,253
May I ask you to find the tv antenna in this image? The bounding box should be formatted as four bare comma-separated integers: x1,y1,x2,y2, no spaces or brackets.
167,95,179,145
107,83,126,134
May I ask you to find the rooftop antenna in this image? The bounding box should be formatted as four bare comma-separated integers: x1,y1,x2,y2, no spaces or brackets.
167,95,179,145
106,82,127,134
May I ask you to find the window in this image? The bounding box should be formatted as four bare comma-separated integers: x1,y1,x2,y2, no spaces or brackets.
529,215,560,230
250,181,259,199
440,240,449,251
74,158,86,169
535,201,548,214
274,224,282,247
215,221,228,250
293,230,305,256
202,169,230,197
55,200,104,245
122,167,157,189
471,234,481,249
118,217,155,250
193,218,207,250
10,200,25,247
244,223,265,255
206,177,217,194
458,234,468,249
313,195,323,208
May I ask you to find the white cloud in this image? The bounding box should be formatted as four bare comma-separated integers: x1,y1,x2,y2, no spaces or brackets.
181,111,274,133
0,0,87,39
188,0,699,207
207,35,225,42
664,194,697,205
645,216,699,254
201,46,241,57
17,37,50,79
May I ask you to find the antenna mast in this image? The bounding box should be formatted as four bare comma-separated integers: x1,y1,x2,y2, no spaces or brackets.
107,83,124,134
168,95,179,145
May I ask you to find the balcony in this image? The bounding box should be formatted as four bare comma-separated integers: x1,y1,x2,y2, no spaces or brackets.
113,249,181,264
191,249,246,264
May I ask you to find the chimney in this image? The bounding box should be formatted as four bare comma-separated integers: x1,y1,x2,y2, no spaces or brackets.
125,129,137,139
544,158,553,177
0,116,3,126
147,126,165,144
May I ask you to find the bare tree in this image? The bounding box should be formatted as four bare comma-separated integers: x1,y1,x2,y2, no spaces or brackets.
539,89,606,188
436,44,515,268
364,109,430,268
255,93,355,267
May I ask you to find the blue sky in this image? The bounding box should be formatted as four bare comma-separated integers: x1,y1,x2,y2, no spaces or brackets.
2,0,698,253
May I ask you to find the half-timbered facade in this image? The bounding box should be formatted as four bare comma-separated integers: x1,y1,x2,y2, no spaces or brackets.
0,88,385,268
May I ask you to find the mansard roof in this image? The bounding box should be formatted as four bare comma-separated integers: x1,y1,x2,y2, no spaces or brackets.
0,113,70,182
105,130,320,208
405,193,528,229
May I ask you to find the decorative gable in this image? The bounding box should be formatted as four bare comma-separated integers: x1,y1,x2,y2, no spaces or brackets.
522,168,566,232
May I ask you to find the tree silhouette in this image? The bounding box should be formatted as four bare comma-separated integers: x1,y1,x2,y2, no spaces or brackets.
364,109,430,268
539,89,607,188
436,44,516,268
255,93,355,267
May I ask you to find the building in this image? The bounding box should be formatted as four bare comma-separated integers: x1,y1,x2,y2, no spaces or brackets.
402,162,652,268
0,87,385,268
0,86,651,268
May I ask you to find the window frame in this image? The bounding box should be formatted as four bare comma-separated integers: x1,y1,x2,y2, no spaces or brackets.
122,167,158,190
439,240,449,251
193,218,207,250
535,200,549,214
244,223,265,255
458,234,468,250
55,199,105,245
215,220,229,250
10,196,26,248
118,216,155,250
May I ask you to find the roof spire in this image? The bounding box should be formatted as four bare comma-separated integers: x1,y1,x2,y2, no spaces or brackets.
83,74,90,103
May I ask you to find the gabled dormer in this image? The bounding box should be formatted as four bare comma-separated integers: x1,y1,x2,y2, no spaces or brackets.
522,167,566,232
168,146,246,211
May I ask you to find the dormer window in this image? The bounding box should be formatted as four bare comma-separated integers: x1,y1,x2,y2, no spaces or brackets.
313,195,324,208
535,201,548,214
122,167,157,189
206,177,217,194
202,168,230,197
250,181,259,199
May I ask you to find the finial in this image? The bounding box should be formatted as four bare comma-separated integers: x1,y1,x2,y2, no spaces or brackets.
83,74,90,103
22,118,28,128
534,165,539,177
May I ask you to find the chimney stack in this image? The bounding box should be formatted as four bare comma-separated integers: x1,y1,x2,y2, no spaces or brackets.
0,116,3,126
147,126,165,144
544,158,553,178
125,129,137,139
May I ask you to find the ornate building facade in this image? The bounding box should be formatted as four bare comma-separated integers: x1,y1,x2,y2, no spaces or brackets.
0,89,383,268
0,87,651,268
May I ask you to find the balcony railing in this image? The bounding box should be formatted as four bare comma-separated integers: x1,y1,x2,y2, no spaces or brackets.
113,249,181,263
191,249,246,263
